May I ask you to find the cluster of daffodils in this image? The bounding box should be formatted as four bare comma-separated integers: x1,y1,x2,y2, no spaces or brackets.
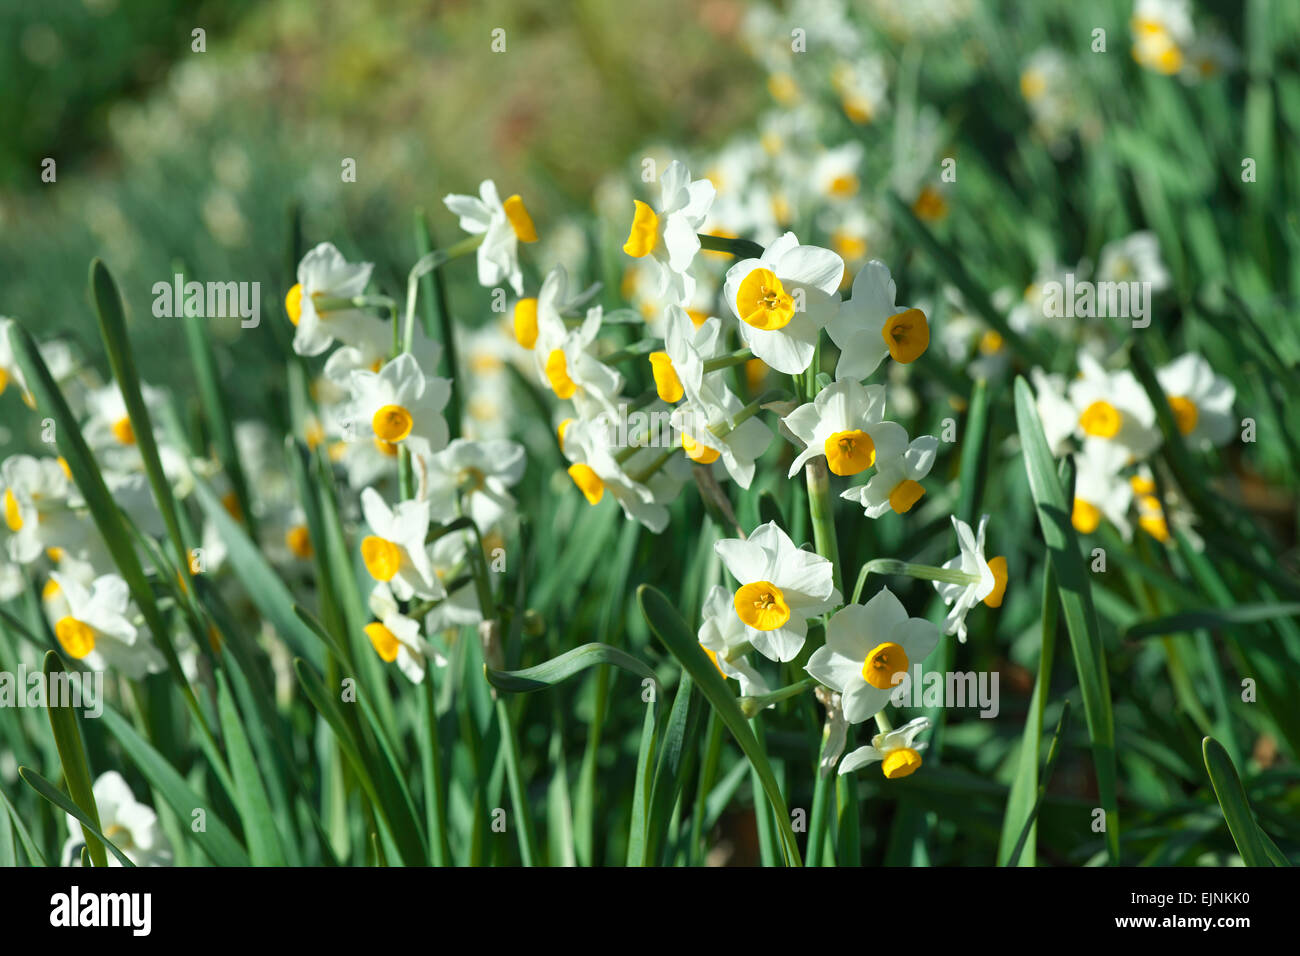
1130,0,1237,81
1032,351,1235,547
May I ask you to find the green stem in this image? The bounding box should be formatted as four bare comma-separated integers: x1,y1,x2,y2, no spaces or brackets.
805,457,842,595
702,349,753,373
739,677,816,717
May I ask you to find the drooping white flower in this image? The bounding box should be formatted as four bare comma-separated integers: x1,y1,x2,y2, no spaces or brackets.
806,588,940,724
671,387,773,490
697,584,770,697
839,716,931,779
722,232,844,374
1072,440,1134,537
422,437,526,532
358,487,442,601
47,572,164,678
365,582,431,684
443,180,538,296
533,306,625,419
622,161,716,306
825,260,930,382
63,771,172,867
934,515,1007,643
840,434,939,518
714,521,841,662
782,380,909,479
347,353,451,458
511,266,586,352
1155,353,1235,449
649,306,729,409
285,242,386,357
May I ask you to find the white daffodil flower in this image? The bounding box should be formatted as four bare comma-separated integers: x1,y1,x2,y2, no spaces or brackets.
723,232,844,374
560,415,690,534
324,323,441,392
671,387,773,490
806,588,940,724
839,716,932,779
1067,353,1161,460
63,771,172,867
443,179,538,296
285,242,387,357
811,142,865,202
649,306,729,409
347,353,451,458
622,160,716,306
425,530,485,632
47,572,164,678
1,319,81,410
1131,0,1195,76
533,306,624,419
365,582,431,684
2,455,85,564
422,437,526,532
1030,367,1078,456
1155,353,1236,449
826,260,930,382
512,265,586,352
82,382,165,451
358,487,442,601
714,521,841,662
1072,440,1134,537
782,380,909,479
840,434,939,518
1097,231,1171,292
934,515,1007,643
698,584,770,697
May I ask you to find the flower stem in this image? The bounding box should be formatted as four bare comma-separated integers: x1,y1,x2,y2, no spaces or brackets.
702,348,753,373
740,677,817,717
805,456,842,595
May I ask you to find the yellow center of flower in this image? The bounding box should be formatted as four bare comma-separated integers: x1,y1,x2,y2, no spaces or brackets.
374,437,400,457
1139,510,1171,542
831,230,868,261
978,329,1004,355
703,647,728,680
1072,498,1102,534
882,747,923,779
648,351,684,403
1168,395,1198,435
828,173,859,198
1078,400,1122,438
842,95,875,125
889,479,925,514
824,429,875,476
862,641,909,690
3,489,22,532
285,524,313,560
364,622,401,663
557,418,574,451
983,556,1008,607
767,71,798,104
686,308,709,328
57,457,72,479
360,535,402,582
1130,474,1157,496
285,283,303,326
111,416,136,445
568,463,604,505
1020,69,1046,101
912,185,948,222
372,404,413,443
513,297,539,349
42,578,61,600
55,616,96,660
47,546,63,562
0,368,8,394
882,309,930,363
736,268,796,331
503,194,538,243
623,200,659,258
545,349,577,399
734,581,790,631
681,432,720,464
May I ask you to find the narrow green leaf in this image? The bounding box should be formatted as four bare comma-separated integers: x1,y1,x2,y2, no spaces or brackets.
18,767,135,867
1202,736,1278,867
486,642,659,694
625,702,659,867
637,584,802,866
1126,603,1300,640
41,651,106,867
1002,701,1070,867
0,786,47,866
215,672,285,866
1014,376,1119,863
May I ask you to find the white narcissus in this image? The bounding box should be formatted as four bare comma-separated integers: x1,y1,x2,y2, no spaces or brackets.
670,386,773,490
63,771,172,867
782,380,908,479
714,521,841,662
840,434,939,518
2,455,89,565
697,584,770,697
1067,353,1161,460
1030,367,1077,457
826,260,930,382
47,572,165,678
365,582,432,684
839,716,932,779
649,306,729,409
533,307,625,419
806,588,940,724
358,488,443,601
622,160,716,306
723,232,844,374
934,515,1007,643
285,242,387,357
443,180,538,296
1155,353,1236,449
348,353,451,459
422,437,526,532
1072,440,1133,537
1096,231,1171,292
